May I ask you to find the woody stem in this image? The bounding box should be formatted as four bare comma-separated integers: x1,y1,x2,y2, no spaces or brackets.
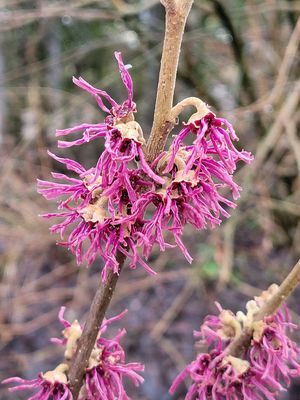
69,2,195,397
227,258,300,357
68,251,125,399
146,0,194,163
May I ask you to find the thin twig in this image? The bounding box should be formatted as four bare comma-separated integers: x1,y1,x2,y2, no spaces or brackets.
169,96,209,122
0,8,116,33
146,0,194,162
284,118,300,179
255,259,300,320
52,3,196,397
269,17,300,106
68,251,126,399
220,18,300,116
227,258,300,357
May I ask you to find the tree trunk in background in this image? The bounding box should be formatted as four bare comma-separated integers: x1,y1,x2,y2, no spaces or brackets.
46,20,63,138
0,35,6,145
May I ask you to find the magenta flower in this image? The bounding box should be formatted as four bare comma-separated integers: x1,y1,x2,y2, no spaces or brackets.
170,286,300,399
3,308,144,400
56,52,135,150
37,151,156,281
249,307,300,390
55,52,163,186
56,308,144,400
84,311,144,400
163,112,253,198
129,112,253,263
38,52,252,277
2,364,72,400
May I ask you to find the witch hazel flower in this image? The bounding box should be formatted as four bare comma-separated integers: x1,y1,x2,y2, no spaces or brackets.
164,107,253,199
131,109,253,263
122,118,251,264
55,52,163,186
2,308,144,400
55,307,144,400
56,52,135,150
37,149,156,280
2,363,72,400
39,51,253,277
84,314,144,399
170,284,300,399
38,52,164,279
167,98,252,176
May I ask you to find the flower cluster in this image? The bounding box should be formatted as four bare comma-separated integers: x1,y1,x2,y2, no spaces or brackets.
38,52,252,280
2,364,72,400
2,308,144,400
170,284,300,399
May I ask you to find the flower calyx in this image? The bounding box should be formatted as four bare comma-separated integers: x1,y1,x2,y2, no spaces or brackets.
223,355,250,376
79,196,109,224
217,310,242,340
63,320,82,360
115,120,145,145
157,147,190,174
170,96,211,127
42,363,69,385
83,175,103,198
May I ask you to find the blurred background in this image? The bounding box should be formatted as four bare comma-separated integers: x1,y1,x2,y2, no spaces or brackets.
0,0,299,399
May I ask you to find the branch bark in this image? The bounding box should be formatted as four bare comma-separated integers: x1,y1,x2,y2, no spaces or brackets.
169,96,209,123
68,2,195,396
227,258,300,358
254,258,300,320
68,251,126,399
146,0,194,163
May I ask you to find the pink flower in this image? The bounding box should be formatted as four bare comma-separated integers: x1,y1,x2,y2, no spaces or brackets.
2,308,144,400
84,311,144,400
249,307,300,390
170,288,300,400
56,308,144,400
38,146,157,279
56,52,135,150
2,365,72,400
163,113,253,199
129,112,253,264
39,52,252,277
56,52,163,187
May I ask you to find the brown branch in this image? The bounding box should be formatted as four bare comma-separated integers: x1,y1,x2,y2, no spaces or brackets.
227,258,300,358
67,3,195,396
254,259,300,320
226,328,253,358
68,251,126,399
169,96,210,124
146,0,194,163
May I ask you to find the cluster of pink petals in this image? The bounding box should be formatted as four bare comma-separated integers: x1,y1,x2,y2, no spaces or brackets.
59,308,144,400
170,302,300,400
249,308,300,394
2,309,144,400
2,374,72,400
85,318,144,399
38,51,252,280
135,112,253,262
